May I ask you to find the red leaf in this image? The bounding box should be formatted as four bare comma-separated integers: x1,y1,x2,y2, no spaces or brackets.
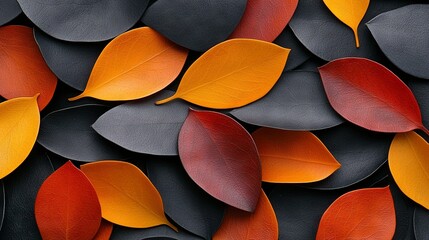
229,0,298,42
0,25,57,111
319,57,428,134
178,109,261,212
316,187,396,240
35,161,101,240
93,220,113,240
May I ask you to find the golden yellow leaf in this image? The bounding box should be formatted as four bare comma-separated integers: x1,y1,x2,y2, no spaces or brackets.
323,0,370,47
389,131,429,209
252,128,341,183
80,161,177,230
156,39,290,109
0,95,40,179
69,27,188,101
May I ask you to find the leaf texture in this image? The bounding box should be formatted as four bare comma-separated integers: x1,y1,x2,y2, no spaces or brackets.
93,220,113,240
274,27,312,71
156,39,290,109
80,161,177,230
414,206,429,240
111,225,203,240
178,109,261,212
0,0,21,26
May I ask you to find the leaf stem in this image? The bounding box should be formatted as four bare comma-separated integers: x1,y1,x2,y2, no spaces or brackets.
353,29,360,48
155,95,176,105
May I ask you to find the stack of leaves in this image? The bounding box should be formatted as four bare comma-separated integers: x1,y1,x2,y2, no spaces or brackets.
0,0,428,239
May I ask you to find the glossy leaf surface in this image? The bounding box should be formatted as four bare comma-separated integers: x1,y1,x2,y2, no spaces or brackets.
157,39,289,109
179,109,261,212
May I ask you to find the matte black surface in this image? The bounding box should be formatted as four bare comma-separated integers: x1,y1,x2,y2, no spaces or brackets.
0,0,22,26
289,0,415,61
231,71,344,130
414,205,429,240
390,182,416,240
34,28,106,91
147,158,225,239
0,147,53,240
274,27,312,71
306,123,393,189
111,225,203,240
142,0,247,51
17,0,149,41
38,104,129,161
93,91,191,156
367,5,429,80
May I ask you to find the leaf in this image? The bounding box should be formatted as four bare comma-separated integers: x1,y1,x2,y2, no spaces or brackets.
35,161,102,240
93,220,113,240
231,71,344,131
0,147,53,239
319,57,428,134
305,123,393,189
69,27,188,101
92,91,190,155
0,0,21,26
289,0,413,61
0,95,40,179
390,181,416,240
0,25,57,111
16,0,149,42
414,206,429,240
269,186,342,240
37,104,129,162
156,39,290,109
274,27,312,71
323,0,369,48
316,187,396,239
147,158,225,239
0,182,3,231
213,190,277,240
80,161,177,230
34,29,106,91
111,225,203,240
252,128,340,183
367,5,429,80
407,78,429,130
178,109,261,212
142,0,247,51
389,131,429,209
229,0,298,42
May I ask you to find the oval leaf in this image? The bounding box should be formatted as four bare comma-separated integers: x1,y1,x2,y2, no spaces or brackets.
147,158,225,239
414,206,429,240
231,71,344,131
70,27,188,101
229,0,298,42
323,0,369,47
407,79,429,130
0,25,57,110
0,0,21,26
389,131,429,209
274,27,312,71
316,187,396,239
178,109,261,212
213,190,277,240
142,0,247,51
156,39,290,109
319,57,428,134
252,128,340,183
0,96,40,179
37,104,129,162
93,220,113,240
35,161,102,240
111,225,203,240
367,4,429,80
80,161,176,230
92,91,190,155
17,0,149,42
34,29,106,91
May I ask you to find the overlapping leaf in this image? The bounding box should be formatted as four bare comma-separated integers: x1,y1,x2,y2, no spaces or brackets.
274,27,312,71
414,206,429,240
93,220,113,240
111,225,203,240
0,0,21,26
156,39,290,109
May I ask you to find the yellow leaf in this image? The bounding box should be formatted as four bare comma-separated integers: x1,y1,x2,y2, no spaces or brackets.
0,95,40,179
252,128,341,183
156,39,290,109
389,131,429,209
80,161,177,230
69,27,188,101
323,0,370,48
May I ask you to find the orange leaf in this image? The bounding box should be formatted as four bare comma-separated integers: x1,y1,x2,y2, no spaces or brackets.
252,128,340,183
69,27,188,101
323,0,370,47
0,95,40,179
80,161,177,230
316,187,396,240
35,161,102,240
156,39,289,109
389,131,429,209
0,25,57,110
213,190,278,240
93,220,113,240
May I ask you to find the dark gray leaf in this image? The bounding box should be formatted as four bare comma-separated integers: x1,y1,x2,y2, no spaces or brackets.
415,206,429,240
0,0,21,26
111,225,203,240
390,181,416,240
274,27,312,71
407,78,429,130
